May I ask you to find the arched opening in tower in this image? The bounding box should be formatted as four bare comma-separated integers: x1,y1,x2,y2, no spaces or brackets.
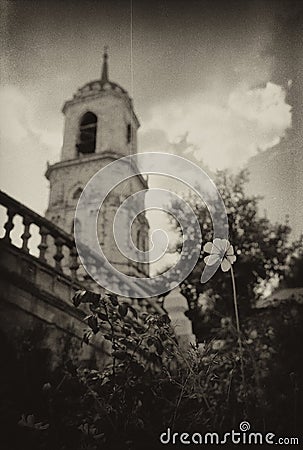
77,112,97,154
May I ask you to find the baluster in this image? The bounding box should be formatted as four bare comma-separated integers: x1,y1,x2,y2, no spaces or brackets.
54,236,64,272
21,216,31,253
3,207,16,243
69,245,80,279
38,226,49,262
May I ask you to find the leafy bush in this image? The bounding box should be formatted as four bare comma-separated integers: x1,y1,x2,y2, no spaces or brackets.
61,289,263,448
3,289,303,449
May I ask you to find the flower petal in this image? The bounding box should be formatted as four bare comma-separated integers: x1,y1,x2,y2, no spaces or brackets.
204,254,220,266
226,245,234,256
212,238,223,251
203,242,213,254
221,239,230,253
213,238,230,253
203,241,220,255
221,257,231,272
227,254,236,264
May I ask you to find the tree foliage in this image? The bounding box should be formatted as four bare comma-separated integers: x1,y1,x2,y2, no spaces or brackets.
169,169,301,339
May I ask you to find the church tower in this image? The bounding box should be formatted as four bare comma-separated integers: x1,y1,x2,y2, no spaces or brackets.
45,49,149,276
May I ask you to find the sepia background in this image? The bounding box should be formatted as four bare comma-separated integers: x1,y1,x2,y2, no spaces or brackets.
0,1,302,447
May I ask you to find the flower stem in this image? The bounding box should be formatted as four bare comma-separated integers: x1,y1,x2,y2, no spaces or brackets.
230,266,246,398
230,266,240,338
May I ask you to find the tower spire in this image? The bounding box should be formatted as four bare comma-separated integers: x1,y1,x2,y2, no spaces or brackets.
101,46,109,83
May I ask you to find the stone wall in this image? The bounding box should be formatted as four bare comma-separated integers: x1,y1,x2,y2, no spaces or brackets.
0,240,110,371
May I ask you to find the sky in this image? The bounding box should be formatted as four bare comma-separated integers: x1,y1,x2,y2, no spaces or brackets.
0,0,300,273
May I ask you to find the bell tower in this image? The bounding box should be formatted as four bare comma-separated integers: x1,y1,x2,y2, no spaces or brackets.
60,48,139,161
45,49,149,276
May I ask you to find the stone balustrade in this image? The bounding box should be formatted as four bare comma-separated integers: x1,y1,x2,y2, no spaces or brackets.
0,190,162,313
0,190,81,280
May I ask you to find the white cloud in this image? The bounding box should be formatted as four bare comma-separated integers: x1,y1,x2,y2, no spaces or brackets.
139,82,292,274
0,86,62,152
0,86,30,144
141,82,292,170
0,85,62,214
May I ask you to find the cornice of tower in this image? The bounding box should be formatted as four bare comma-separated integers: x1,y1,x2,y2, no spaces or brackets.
45,151,148,189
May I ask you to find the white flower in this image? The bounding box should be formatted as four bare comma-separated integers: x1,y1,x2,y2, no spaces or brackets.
203,238,236,272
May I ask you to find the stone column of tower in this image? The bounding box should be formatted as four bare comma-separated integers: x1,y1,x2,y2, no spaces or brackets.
45,49,149,277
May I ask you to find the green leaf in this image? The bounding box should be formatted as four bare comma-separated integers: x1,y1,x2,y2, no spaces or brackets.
73,290,101,307
82,330,92,345
97,312,108,322
112,350,129,360
87,315,99,334
154,339,164,355
89,303,98,312
108,294,119,306
128,305,138,319
118,303,128,318
161,314,171,325
143,314,153,323
72,290,86,307
84,291,101,305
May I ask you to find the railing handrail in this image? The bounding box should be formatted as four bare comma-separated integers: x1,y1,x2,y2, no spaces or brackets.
0,190,75,248
0,190,163,309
